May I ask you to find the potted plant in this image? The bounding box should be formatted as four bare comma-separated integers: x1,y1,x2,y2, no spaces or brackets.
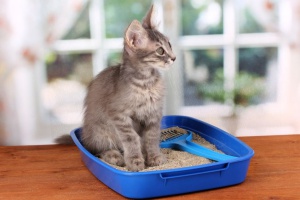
197,69,264,134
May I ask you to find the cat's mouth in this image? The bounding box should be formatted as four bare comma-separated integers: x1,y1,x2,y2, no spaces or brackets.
164,59,174,67
150,59,175,70
159,63,171,70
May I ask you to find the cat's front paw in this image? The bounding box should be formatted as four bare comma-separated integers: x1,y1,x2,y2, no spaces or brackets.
147,153,166,167
126,156,145,172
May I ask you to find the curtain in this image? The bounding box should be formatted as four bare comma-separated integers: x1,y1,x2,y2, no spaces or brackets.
0,0,87,145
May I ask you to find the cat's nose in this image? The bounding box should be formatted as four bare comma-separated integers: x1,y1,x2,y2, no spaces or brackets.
171,56,176,62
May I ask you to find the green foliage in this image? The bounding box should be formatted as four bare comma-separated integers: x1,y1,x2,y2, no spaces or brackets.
181,0,223,35
239,7,264,33
45,52,57,65
233,71,264,106
63,3,91,39
107,51,122,66
197,69,264,106
104,0,152,38
239,47,277,76
192,49,223,81
197,69,225,103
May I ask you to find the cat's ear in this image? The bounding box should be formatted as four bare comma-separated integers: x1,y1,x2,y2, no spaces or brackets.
125,20,149,53
142,4,159,29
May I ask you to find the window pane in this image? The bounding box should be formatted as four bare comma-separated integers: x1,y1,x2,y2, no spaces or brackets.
238,47,278,104
183,49,224,106
181,0,223,35
43,53,93,124
104,0,152,38
62,3,91,39
238,0,278,33
106,50,122,67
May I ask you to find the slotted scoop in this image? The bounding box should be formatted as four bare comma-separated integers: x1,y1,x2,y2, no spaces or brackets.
160,127,237,162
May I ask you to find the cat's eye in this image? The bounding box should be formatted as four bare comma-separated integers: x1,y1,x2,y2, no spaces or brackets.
156,47,165,55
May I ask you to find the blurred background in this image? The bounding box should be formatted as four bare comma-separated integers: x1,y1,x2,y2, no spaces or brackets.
1,0,300,145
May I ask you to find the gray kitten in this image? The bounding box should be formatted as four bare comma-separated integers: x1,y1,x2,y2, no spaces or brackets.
57,5,175,172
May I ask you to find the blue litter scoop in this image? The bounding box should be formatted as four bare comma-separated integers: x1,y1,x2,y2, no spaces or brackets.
160,127,237,162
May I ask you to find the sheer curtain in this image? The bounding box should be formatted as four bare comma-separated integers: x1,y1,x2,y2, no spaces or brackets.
0,0,87,145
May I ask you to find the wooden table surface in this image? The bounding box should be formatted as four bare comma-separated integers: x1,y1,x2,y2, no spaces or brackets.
0,135,299,200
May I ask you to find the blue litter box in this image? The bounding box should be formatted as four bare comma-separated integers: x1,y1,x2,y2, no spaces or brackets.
70,115,254,199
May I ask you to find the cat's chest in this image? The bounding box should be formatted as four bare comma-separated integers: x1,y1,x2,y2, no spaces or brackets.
135,85,163,105
130,83,164,118
128,75,164,101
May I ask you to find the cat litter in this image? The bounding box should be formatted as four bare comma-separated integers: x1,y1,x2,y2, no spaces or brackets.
71,115,254,199
102,132,223,172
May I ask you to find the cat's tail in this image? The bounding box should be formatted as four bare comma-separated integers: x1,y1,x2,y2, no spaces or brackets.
54,134,74,145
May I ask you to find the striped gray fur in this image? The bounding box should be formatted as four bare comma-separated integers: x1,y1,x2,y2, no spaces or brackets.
81,5,176,171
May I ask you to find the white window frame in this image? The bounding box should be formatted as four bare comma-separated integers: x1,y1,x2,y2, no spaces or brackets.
179,0,286,108
34,0,296,142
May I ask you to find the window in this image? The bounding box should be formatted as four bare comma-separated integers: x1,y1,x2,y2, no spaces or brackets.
36,0,295,139
40,0,153,126
180,0,280,108
178,0,295,136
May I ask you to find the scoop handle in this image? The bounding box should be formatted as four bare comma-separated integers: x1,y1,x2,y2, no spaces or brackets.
175,132,237,161
183,140,237,161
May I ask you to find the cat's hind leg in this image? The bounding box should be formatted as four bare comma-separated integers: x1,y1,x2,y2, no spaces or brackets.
82,124,125,166
93,131,125,166
98,149,125,166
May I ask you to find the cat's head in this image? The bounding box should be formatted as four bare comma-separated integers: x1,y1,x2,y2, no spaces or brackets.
123,5,176,70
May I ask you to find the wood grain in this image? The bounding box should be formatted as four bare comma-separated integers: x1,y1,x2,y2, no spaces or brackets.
0,135,299,200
